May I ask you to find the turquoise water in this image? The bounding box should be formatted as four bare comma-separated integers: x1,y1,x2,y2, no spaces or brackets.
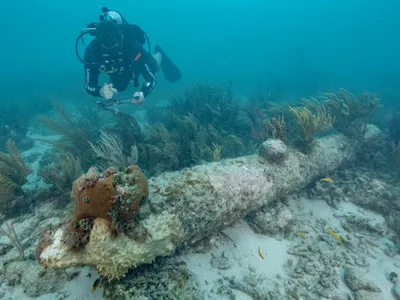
2,0,399,99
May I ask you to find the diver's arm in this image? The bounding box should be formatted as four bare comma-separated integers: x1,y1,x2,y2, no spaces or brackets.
140,63,157,98
84,66,101,97
83,41,102,97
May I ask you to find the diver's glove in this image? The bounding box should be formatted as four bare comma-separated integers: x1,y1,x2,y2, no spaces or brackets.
99,83,117,100
132,91,145,105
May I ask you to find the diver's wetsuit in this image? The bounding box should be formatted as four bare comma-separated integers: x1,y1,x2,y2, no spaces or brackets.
84,24,158,98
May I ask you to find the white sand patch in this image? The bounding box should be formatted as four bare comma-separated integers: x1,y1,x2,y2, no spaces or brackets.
51,267,103,300
186,222,291,299
299,196,343,229
22,132,60,192
297,196,398,299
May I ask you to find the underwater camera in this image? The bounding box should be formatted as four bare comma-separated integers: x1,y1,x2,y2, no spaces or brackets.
75,7,151,65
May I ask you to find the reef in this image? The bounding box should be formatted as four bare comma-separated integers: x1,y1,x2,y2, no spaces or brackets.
35,126,381,280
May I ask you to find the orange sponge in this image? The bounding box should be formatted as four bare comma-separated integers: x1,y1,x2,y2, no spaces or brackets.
72,165,149,229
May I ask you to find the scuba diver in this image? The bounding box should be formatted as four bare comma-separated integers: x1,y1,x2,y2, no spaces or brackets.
77,7,182,104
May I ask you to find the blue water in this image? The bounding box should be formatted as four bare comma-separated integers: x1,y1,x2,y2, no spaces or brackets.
2,0,399,100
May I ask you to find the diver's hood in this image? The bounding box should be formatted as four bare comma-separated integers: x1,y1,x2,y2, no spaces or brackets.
101,10,123,24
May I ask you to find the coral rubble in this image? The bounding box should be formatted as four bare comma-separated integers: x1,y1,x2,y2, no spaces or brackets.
103,257,201,299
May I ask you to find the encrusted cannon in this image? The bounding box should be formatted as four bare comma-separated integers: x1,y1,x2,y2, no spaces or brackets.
36,127,381,279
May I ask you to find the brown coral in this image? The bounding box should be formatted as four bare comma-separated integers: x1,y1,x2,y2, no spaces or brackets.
71,165,149,230
72,168,117,224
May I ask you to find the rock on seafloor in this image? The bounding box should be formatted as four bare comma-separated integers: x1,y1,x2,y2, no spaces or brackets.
36,127,381,279
344,267,381,292
394,283,400,300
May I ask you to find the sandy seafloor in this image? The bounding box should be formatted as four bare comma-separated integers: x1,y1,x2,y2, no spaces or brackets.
0,131,399,300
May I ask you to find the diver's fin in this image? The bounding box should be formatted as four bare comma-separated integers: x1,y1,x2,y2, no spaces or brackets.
155,45,182,83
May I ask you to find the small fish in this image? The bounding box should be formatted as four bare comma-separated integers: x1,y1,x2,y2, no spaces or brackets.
245,216,258,227
92,278,101,293
320,177,334,182
328,229,342,244
258,246,264,259
296,231,306,240
248,220,257,226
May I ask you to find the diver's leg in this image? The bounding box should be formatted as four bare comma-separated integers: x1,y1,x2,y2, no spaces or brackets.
153,46,182,83
152,52,162,69
147,54,161,73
